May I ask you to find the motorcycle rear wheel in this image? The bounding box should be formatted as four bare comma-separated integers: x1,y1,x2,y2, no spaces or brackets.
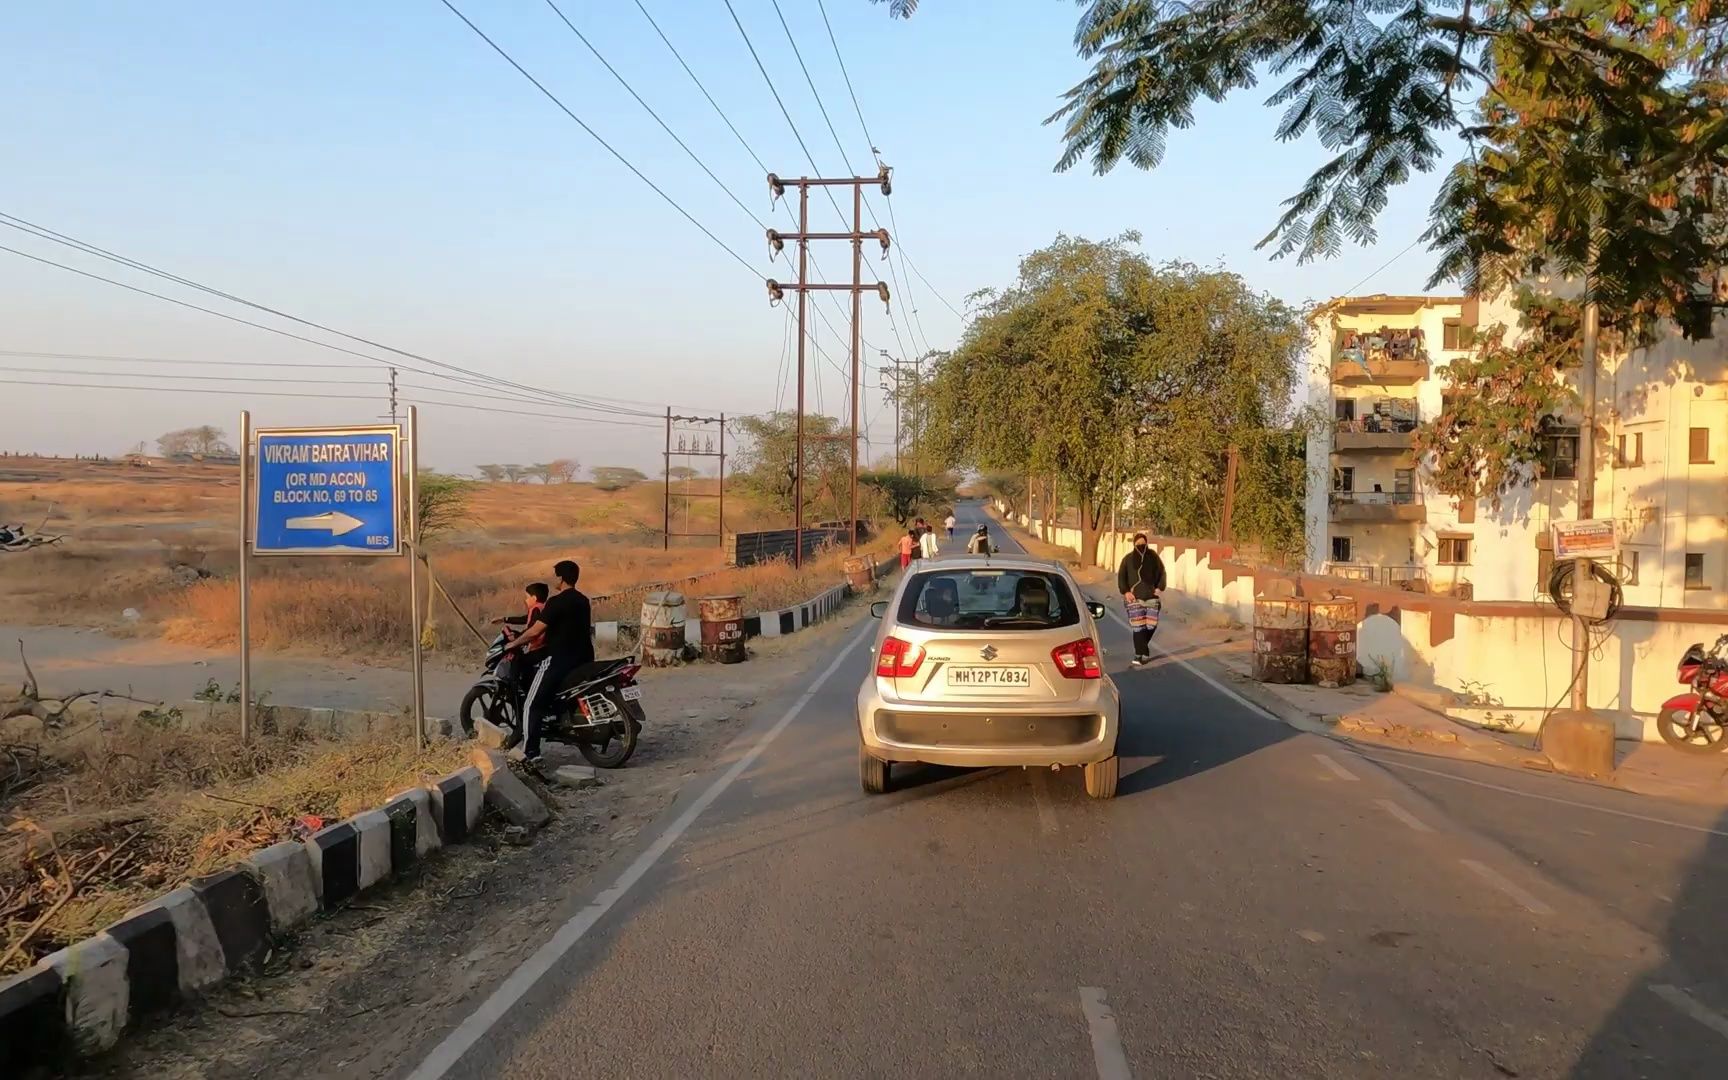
576,706,642,769
459,685,516,740
1657,706,1728,753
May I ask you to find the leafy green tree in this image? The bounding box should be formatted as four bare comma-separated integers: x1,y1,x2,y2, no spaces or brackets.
925,234,1304,562
475,463,506,483
415,471,475,545
860,471,936,526
591,466,648,491
980,473,1026,518
732,411,852,516
881,1,1728,340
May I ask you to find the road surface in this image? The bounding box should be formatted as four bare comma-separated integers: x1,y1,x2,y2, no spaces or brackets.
386,501,1728,1078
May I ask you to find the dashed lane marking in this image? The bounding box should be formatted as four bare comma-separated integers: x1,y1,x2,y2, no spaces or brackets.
1314,753,1359,782
1375,798,1435,833
1651,984,1728,1043
1078,986,1134,1080
1460,857,1555,917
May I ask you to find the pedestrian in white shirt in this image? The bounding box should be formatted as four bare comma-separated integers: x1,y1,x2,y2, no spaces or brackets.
944,513,956,539
919,525,940,560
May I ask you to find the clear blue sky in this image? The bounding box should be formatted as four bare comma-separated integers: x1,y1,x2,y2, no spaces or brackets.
0,0,1451,473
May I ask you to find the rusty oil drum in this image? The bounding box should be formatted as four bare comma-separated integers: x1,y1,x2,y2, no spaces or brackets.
639,591,687,667
1307,595,1358,688
697,595,747,664
843,554,877,594
1252,596,1310,684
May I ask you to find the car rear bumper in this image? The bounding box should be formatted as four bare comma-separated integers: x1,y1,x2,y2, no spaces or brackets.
858,686,1119,767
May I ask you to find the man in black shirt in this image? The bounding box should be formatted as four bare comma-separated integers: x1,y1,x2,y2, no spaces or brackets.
511,559,594,762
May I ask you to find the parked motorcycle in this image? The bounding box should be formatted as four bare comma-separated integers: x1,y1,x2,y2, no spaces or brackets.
460,631,645,768
1657,633,1728,753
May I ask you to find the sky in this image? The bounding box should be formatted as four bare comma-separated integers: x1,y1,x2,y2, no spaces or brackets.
0,0,1455,474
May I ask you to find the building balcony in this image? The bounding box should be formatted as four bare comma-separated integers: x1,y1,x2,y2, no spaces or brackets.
1324,562,1430,590
1332,355,1429,385
1329,490,1426,523
1334,418,1417,452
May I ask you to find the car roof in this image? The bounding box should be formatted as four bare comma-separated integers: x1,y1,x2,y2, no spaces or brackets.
906,555,1071,575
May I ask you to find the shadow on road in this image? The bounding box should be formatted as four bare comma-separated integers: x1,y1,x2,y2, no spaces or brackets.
1570,800,1728,1076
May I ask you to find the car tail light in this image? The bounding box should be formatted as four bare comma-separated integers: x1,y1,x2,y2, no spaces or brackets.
1052,638,1102,680
876,636,926,678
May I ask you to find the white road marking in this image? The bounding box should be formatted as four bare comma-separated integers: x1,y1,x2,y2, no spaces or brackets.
1459,858,1555,917
1314,753,1359,782
1651,984,1728,1043
1375,798,1435,833
404,620,876,1080
1297,929,1327,944
1029,769,1059,835
1362,752,1728,838
1078,986,1133,1080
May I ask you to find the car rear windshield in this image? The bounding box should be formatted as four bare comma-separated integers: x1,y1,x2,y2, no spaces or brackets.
896,569,1080,631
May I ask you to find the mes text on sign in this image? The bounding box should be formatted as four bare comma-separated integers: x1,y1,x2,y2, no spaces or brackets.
253,426,401,556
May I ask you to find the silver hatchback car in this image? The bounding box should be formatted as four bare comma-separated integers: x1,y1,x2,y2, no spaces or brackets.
857,556,1122,798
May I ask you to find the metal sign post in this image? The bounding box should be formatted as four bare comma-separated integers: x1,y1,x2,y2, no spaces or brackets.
238,410,252,743
243,420,414,744
406,407,425,749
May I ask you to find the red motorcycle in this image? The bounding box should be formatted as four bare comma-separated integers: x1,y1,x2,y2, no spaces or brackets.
1658,633,1728,753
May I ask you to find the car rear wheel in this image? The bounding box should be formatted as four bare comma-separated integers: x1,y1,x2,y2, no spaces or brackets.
859,746,890,794
1084,755,1119,799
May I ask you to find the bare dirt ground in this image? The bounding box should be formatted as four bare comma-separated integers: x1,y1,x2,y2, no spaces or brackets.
67,609,865,1080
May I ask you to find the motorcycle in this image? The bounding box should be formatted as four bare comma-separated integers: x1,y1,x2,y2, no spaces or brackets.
460,631,646,768
1657,633,1728,753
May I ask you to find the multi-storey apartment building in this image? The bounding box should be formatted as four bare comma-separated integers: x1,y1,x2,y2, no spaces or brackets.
1302,290,1728,610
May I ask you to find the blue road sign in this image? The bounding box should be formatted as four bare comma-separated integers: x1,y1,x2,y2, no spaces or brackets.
253,426,401,556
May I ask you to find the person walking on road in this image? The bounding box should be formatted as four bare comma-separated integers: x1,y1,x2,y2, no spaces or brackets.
1117,533,1166,666
919,522,940,560
966,525,992,555
898,528,918,569
944,513,956,539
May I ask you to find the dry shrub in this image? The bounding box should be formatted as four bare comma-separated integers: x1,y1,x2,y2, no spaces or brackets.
1,718,467,975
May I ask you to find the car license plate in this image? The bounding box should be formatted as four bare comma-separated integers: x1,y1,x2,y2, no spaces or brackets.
946,666,1031,687
620,685,642,701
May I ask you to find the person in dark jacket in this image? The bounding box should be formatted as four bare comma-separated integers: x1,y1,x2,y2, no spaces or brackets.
1117,533,1166,666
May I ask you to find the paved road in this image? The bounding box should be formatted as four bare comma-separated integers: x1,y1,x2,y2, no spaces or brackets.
392,501,1728,1078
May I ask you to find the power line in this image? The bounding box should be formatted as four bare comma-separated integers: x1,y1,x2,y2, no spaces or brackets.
437,0,764,281
542,0,766,232
0,219,659,418
0,364,384,385
0,349,369,369
765,0,915,361
1342,236,1424,296
815,0,876,154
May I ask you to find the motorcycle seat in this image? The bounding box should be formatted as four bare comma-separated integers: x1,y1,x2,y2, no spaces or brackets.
555,657,634,695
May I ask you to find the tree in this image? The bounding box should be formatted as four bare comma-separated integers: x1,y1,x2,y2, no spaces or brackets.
882,2,1728,340
925,234,1303,562
591,466,648,491
664,465,700,482
732,411,852,516
475,464,506,482
981,473,1026,518
415,472,475,545
500,464,528,483
157,425,232,458
860,471,936,526
523,464,553,484
545,458,580,484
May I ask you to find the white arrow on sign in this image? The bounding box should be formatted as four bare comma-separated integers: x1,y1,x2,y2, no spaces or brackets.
284,511,366,536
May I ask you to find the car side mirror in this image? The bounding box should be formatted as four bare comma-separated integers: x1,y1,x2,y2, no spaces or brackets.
1086,601,1107,620
870,601,888,619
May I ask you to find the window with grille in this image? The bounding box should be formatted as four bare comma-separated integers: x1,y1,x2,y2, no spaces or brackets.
1686,553,1708,589
1438,537,1471,565
1691,427,1712,464
1331,536,1352,563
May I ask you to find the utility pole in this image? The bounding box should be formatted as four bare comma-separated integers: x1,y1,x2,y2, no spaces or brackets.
662,411,727,550
388,367,399,427
1220,444,1240,544
766,165,894,564
879,349,920,475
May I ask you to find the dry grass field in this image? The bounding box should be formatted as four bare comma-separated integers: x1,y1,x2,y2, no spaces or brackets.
0,457,877,660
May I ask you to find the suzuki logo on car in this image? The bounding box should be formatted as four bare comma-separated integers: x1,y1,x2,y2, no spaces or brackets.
980,644,999,660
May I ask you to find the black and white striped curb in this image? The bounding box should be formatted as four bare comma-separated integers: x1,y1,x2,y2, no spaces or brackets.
0,764,491,1070
594,557,892,649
